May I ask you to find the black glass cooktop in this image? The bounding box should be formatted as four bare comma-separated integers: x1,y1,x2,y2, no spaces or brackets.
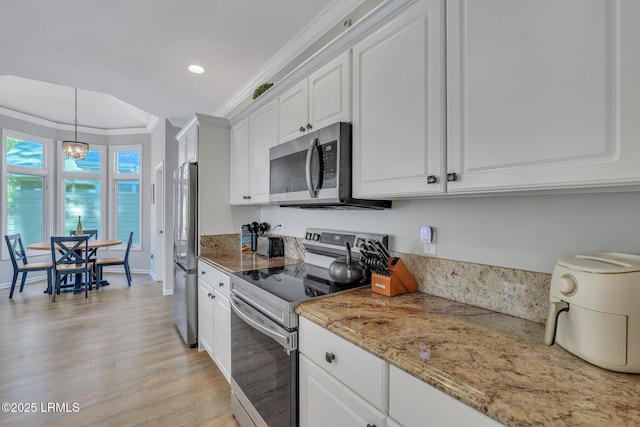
233,262,365,304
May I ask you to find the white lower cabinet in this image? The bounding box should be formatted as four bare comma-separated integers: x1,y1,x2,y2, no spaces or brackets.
389,365,502,427
197,261,231,383
299,354,387,427
299,317,504,427
299,317,387,427
197,278,214,357
212,287,231,382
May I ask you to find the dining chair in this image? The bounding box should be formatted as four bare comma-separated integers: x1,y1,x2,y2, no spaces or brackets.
4,234,53,298
95,231,134,287
50,235,91,301
70,229,98,258
66,229,100,288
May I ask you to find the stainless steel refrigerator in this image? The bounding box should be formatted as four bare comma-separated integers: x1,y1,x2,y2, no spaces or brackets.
173,162,198,347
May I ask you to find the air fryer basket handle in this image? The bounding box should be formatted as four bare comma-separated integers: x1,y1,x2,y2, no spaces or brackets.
544,301,570,345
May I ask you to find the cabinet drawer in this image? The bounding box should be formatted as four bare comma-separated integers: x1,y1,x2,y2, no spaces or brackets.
198,260,230,299
389,365,502,427
299,317,388,411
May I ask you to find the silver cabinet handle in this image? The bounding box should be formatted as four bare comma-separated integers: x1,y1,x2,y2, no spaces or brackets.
305,137,319,198
325,352,335,363
299,126,306,133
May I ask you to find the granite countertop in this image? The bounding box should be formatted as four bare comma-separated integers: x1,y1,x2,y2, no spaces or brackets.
199,251,301,274
296,288,640,427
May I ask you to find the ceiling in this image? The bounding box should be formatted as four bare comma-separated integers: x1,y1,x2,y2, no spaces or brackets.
0,0,348,131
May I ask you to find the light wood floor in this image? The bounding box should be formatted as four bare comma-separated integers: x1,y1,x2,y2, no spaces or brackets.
0,274,239,427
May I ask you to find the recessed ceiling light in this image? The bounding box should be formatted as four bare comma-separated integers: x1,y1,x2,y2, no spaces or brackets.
188,65,205,74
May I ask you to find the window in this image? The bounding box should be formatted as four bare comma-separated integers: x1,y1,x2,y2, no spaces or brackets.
110,146,141,247
58,144,107,237
2,130,52,254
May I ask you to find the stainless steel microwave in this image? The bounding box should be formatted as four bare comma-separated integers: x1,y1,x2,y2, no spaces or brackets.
269,122,391,209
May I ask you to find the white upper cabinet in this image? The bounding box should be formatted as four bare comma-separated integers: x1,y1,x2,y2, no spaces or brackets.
229,118,250,204
352,0,446,198
177,124,198,166
279,79,309,143
446,0,640,193
230,99,278,204
278,51,351,144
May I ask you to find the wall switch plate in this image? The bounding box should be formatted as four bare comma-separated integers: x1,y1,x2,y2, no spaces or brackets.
423,243,436,256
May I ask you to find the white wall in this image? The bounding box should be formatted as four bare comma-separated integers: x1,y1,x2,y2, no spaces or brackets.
260,191,640,274
163,120,179,294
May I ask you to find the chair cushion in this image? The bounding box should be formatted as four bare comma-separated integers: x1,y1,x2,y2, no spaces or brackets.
18,262,53,271
95,257,125,265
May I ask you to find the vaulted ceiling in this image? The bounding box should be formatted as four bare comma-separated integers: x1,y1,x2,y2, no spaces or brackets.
0,0,346,131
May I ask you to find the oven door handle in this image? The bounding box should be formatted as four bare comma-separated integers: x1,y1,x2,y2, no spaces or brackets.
305,137,319,198
230,294,297,352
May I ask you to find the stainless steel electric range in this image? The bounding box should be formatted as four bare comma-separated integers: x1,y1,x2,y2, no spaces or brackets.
229,228,388,427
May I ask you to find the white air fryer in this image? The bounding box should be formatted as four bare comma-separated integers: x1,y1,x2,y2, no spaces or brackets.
545,253,640,373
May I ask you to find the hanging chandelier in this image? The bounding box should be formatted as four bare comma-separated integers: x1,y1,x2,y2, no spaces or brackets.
62,88,89,160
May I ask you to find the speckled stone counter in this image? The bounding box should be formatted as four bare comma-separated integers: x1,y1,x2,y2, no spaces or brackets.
199,251,300,274
296,288,640,427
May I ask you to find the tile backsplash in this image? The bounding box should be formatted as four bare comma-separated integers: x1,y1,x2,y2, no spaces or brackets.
200,233,551,324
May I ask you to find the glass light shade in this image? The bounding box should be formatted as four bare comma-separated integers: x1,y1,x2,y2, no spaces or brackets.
62,140,89,160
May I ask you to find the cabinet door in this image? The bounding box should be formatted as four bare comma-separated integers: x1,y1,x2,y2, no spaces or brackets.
352,0,445,198
185,126,198,163
309,51,351,132
389,365,502,427
213,289,231,383
229,118,250,204
299,354,386,427
446,0,640,193
278,79,309,143
197,279,214,358
248,100,278,204
177,137,187,167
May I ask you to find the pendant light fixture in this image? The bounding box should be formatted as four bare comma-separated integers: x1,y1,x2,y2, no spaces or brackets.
62,88,89,160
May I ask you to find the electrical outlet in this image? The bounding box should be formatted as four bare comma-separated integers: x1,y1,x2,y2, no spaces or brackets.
423,243,436,256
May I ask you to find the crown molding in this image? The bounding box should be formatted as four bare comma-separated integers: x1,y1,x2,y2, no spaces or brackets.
226,0,416,126
213,0,366,118
0,106,157,135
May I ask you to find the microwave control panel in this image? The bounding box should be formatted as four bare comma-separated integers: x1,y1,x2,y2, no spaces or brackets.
318,140,337,187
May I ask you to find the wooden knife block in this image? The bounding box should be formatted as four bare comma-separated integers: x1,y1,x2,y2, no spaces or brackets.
370,258,419,297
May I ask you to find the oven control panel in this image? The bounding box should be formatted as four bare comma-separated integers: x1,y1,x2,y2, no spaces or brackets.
303,228,389,256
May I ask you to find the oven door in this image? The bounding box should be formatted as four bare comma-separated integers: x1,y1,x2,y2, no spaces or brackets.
230,292,298,427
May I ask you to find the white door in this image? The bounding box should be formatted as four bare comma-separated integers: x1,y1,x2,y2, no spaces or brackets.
278,79,309,143
229,118,250,204
308,51,351,131
150,162,164,281
248,100,278,204
352,0,446,198
446,0,640,193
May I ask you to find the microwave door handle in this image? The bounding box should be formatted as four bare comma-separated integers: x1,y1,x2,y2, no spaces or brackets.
305,137,319,198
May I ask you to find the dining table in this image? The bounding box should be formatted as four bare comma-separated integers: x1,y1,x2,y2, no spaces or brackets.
28,238,122,293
